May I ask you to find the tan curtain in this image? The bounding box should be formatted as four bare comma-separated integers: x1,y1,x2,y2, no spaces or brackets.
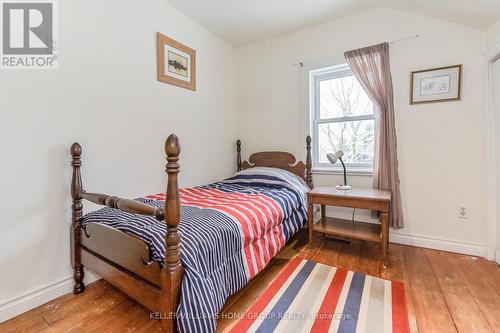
344,42,404,228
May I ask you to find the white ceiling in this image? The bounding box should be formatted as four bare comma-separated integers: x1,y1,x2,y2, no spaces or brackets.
165,0,500,45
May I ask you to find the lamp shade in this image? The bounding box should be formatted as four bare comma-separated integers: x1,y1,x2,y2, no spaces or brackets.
326,150,344,164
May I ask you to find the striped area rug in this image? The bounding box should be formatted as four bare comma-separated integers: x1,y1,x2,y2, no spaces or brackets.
229,257,409,333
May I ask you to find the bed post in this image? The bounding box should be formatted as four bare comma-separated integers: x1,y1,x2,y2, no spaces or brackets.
306,136,313,189
236,139,242,171
161,134,183,333
70,143,85,294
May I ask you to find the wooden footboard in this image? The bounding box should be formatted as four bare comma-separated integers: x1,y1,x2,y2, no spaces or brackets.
81,223,162,286
70,134,183,333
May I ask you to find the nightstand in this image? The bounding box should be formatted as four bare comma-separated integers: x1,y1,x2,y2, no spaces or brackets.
307,186,391,266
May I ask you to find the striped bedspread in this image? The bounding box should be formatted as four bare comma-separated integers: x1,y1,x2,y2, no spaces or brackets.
83,167,309,333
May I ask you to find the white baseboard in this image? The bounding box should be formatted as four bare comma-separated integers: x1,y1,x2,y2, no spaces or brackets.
495,248,500,264
0,271,99,323
390,232,486,257
321,209,488,257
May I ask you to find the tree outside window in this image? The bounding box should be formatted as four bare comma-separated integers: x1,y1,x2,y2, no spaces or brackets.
311,64,376,169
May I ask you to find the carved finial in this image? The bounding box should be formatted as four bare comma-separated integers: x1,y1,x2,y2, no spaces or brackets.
71,142,82,157
70,142,83,197
306,135,313,189
236,139,242,171
165,134,180,157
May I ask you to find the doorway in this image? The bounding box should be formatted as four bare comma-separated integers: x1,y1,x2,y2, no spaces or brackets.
492,59,500,264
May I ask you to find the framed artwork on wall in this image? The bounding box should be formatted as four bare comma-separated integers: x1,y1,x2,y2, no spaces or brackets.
410,64,462,104
156,32,196,91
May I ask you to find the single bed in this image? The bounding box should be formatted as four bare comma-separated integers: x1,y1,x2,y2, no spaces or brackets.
69,135,312,333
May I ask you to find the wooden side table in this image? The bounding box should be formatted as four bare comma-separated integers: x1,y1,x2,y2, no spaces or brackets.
307,186,392,266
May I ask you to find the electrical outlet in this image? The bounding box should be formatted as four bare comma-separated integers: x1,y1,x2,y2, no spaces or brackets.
458,206,468,219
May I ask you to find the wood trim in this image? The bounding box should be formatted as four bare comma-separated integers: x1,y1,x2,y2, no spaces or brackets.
410,64,462,105
156,32,196,91
241,153,305,177
80,249,161,312
410,64,463,76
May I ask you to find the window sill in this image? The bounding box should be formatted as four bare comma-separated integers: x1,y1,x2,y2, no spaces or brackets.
312,167,373,176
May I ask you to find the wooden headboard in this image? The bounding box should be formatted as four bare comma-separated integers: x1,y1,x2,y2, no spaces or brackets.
236,136,313,189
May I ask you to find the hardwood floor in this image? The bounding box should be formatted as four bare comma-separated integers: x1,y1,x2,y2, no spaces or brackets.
1,230,499,333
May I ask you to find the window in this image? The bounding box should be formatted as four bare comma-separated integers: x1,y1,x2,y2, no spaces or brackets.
310,63,376,172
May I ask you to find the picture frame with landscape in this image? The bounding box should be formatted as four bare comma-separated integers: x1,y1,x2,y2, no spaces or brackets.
410,64,462,104
156,32,196,91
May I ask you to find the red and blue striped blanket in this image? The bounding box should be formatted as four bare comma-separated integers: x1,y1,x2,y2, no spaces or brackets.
83,167,309,333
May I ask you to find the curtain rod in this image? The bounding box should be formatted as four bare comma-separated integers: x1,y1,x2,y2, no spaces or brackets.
292,34,420,69
389,34,420,44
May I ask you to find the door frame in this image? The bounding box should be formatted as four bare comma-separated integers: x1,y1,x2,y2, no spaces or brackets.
486,41,500,263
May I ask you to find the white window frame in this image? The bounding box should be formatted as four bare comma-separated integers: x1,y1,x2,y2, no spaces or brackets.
310,63,377,174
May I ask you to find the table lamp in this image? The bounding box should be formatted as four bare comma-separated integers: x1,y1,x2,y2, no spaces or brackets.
326,151,351,190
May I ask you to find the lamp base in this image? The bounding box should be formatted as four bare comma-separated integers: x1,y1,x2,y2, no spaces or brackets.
336,184,352,190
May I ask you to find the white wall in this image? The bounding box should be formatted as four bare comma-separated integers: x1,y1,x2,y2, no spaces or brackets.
236,8,488,255
0,0,237,321
488,18,500,263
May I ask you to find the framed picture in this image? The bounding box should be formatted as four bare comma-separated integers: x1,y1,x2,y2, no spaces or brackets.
156,32,196,91
410,64,462,104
